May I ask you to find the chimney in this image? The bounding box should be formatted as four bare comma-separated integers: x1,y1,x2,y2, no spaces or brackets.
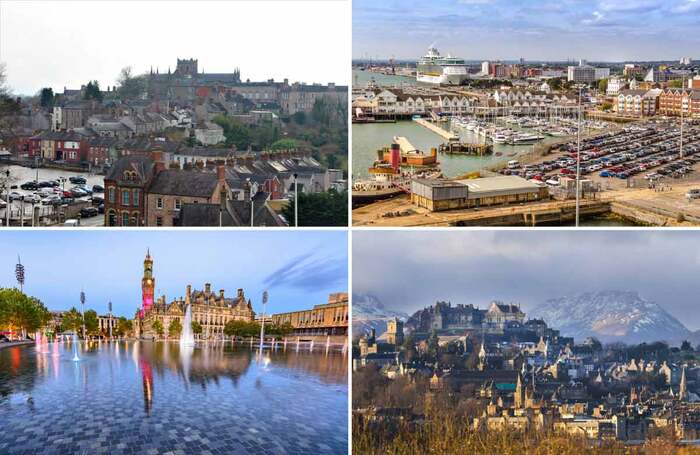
220,289,225,300
244,178,252,202
237,288,243,298
217,164,225,183
205,283,211,294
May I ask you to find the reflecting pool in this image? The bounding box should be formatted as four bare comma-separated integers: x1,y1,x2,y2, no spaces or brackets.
0,340,348,454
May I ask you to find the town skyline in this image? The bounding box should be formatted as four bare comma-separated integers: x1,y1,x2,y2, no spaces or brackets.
353,230,700,331
0,230,348,317
353,0,700,61
0,0,350,95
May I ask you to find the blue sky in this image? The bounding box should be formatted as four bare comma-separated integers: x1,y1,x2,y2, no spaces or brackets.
353,0,700,61
1,230,348,318
354,230,700,330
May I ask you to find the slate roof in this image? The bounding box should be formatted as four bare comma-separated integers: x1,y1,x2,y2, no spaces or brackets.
148,170,219,198
104,155,155,183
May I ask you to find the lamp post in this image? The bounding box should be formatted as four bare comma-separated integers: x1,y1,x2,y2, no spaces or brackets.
293,173,298,227
259,291,268,354
576,85,582,227
15,255,24,292
80,290,86,339
4,169,10,227
108,300,113,340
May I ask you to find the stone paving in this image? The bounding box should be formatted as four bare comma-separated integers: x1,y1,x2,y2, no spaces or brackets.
0,343,348,454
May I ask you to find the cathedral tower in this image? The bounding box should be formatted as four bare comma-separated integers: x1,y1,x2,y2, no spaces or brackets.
142,249,155,314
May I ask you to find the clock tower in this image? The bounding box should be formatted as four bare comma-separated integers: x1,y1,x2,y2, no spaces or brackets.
142,249,155,314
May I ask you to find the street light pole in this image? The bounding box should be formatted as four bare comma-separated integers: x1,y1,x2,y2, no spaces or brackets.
108,300,113,340
5,169,10,227
259,291,268,354
293,173,298,227
80,290,86,339
576,85,582,227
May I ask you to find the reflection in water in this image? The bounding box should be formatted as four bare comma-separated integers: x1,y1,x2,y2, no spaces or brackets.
0,340,348,454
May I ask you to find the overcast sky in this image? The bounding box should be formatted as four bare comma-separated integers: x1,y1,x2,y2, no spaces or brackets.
0,0,350,96
354,0,700,62
353,230,700,331
1,230,348,318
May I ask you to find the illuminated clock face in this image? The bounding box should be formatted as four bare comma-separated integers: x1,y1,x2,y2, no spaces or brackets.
146,279,152,285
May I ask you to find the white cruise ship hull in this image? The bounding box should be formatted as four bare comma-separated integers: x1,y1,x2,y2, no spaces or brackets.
416,73,466,85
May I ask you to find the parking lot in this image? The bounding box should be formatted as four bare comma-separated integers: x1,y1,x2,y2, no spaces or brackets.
500,120,700,192
0,165,105,226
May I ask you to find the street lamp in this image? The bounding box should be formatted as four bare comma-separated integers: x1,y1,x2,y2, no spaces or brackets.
15,255,24,292
293,173,298,227
80,290,86,339
259,291,268,354
575,85,583,227
4,169,10,227
108,300,113,340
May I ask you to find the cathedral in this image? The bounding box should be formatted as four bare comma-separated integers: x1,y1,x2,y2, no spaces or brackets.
135,250,255,339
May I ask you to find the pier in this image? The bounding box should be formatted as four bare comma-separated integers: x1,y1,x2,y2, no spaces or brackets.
413,118,459,141
439,142,493,155
394,136,419,153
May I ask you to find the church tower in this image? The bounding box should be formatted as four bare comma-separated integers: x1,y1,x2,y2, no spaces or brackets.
142,249,155,314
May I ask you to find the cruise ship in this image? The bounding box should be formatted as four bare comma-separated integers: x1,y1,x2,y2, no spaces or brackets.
416,46,469,85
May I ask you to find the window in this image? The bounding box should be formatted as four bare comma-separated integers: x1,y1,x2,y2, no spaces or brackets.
156,198,163,209
108,187,116,203
122,212,129,226
156,216,163,226
133,189,140,206
122,190,129,206
174,199,181,210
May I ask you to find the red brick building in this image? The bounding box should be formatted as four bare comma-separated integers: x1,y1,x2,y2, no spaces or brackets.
658,88,700,118
104,154,158,226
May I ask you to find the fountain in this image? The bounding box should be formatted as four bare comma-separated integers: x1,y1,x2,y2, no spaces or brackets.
52,339,60,357
179,304,195,347
283,338,288,351
71,333,80,361
309,340,314,352
325,335,331,354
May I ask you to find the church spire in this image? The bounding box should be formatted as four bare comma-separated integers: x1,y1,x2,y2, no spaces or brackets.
679,365,688,401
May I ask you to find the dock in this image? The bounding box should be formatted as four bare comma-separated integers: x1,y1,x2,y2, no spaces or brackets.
413,118,459,141
439,142,493,155
393,136,419,154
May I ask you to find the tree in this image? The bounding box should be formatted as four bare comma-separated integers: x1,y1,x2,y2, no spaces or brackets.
598,79,608,94
0,63,21,138
168,319,182,338
152,320,163,338
271,138,298,151
60,307,83,333
223,319,260,338
84,80,103,102
267,322,294,338
39,87,55,108
0,289,50,338
668,79,684,88
117,66,147,99
291,111,306,125
601,101,613,112
117,316,133,337
191,321,203,338
681,340,692,351
281,189,347,227
84,309,99,335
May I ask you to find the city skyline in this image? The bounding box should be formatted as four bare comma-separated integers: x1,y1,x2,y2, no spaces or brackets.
353,0,700,61
0,230,348,317
354,230,700,330
0,0,350,95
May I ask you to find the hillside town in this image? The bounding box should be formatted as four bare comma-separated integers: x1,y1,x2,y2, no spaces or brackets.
353,300,700,447
0,58,348,226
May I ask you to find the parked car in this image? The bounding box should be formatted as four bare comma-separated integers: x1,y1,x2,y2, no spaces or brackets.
23,194,41,204
63,219,80,227
79,206,98,218
20,181,38,190
91,196,104,205
686,189,700,200
92,184,104,193
8,191,23,201
98,203,105,214
69,176,87,185
41,195,59,205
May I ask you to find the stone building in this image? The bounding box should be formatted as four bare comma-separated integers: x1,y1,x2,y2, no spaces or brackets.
135,250,255,339
269,292,348,339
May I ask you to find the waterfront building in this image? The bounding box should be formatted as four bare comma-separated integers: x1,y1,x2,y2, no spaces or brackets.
97,314,119,335
269,292,348,339
352,88,475,118
410,176,548,212
606,77,626,96
658,88,700,118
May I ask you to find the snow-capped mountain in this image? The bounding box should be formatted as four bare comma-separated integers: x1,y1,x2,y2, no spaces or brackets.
352,293,409,339
529,290,690,344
